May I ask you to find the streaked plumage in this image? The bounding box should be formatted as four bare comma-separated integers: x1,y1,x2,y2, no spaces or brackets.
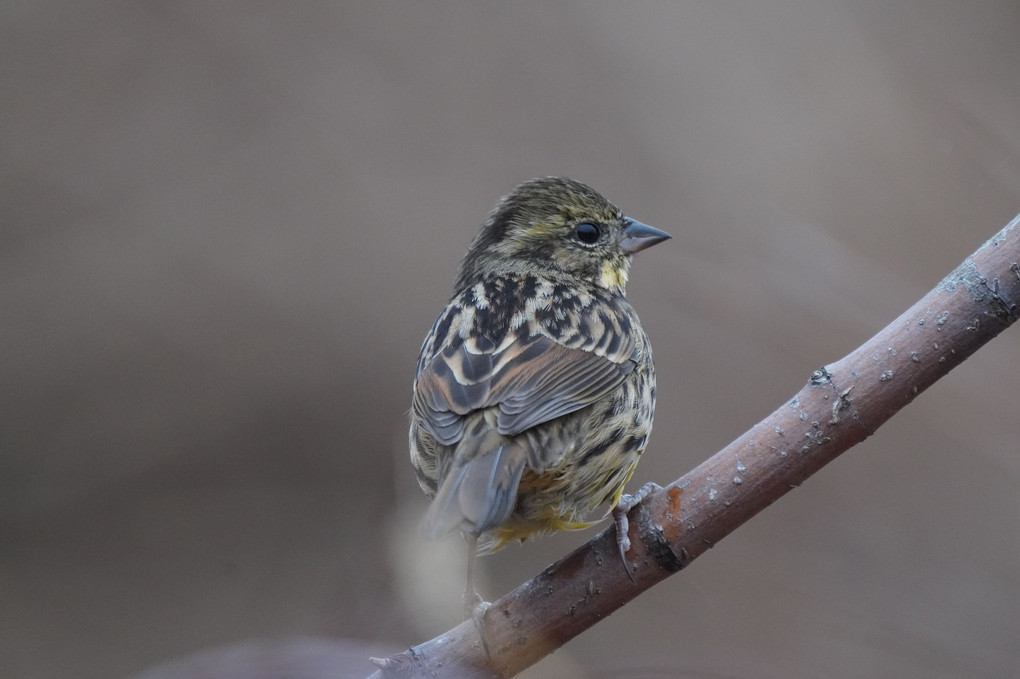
409,177,668,607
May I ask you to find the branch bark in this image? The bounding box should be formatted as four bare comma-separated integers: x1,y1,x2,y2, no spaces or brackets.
370,215,1020,679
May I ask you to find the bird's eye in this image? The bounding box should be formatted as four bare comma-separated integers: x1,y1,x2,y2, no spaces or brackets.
573,222,601,244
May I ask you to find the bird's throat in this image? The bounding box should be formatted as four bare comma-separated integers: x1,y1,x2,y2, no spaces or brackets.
599,260,628,292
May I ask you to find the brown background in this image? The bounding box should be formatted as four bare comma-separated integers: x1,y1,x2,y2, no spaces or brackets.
3,2,1019,678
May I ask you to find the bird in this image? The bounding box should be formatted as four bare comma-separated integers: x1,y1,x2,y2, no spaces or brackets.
409,177,669,618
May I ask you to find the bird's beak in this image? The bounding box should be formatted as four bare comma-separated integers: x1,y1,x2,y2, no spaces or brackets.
619,218,671,254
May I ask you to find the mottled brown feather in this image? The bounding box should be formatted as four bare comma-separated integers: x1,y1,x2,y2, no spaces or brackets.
414,334,634,443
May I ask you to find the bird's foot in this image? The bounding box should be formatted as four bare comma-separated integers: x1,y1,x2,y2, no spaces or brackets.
462,588,489,620
612,482,663,582
463,590,493,656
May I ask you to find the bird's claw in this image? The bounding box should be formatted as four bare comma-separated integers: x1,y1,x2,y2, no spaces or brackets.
462,588,488,620
612,482,663,583
467,597,493,657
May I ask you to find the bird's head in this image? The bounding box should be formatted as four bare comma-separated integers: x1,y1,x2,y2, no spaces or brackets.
455,177,670,293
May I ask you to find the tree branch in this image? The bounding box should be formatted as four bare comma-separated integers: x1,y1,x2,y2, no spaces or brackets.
370,214,1020,679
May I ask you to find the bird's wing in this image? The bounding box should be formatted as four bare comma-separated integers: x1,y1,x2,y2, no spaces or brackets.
413,325,636,447
414,327,635,538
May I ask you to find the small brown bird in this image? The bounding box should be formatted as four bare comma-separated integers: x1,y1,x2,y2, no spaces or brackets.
409,177,669,615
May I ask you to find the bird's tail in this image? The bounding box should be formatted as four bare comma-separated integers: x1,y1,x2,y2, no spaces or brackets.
421,440,527,540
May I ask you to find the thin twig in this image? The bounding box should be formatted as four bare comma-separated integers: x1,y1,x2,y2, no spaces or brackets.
370,214,1020,679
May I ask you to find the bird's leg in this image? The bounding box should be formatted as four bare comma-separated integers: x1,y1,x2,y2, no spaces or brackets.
462,533,485,615
612,482,663,582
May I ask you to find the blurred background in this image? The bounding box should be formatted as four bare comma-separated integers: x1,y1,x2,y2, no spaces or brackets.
2,2,1019,678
